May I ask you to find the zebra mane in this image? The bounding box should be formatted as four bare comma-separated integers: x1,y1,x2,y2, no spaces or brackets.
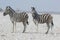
6,6,16,13
32,8,39,16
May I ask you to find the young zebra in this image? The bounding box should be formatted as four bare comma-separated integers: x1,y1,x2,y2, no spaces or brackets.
31,7,54,34
3,6,29,33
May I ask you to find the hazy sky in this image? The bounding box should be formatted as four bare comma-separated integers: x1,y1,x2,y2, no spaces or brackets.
0,0,60,12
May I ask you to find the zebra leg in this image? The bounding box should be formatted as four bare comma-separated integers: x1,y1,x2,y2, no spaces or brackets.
12,21,16,33
14,22,16,33
36,23,38,32
33,19,38,32
46,23,50,34
11,21,14,33
22,22,26,33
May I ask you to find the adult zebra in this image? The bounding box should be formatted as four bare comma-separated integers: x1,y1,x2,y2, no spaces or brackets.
31,7,54,34
3,6,29,33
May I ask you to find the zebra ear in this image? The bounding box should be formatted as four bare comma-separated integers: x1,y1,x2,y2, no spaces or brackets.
31,7,35,10
6,6,10,9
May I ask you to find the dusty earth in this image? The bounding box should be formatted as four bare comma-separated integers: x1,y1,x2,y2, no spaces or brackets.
0,12,60,40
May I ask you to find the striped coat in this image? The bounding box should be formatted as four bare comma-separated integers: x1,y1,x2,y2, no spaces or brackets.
31,7,54,34
38,14,53,23
3,6,29,33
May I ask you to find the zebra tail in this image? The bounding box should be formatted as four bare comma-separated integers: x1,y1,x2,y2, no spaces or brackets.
51,21,54,26
26,21,29,25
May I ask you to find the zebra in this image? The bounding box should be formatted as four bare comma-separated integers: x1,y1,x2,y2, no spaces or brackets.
3,6,29,33
31,7,54,34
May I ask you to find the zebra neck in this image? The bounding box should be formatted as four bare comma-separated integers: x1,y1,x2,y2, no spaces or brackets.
10,7,16,13
33,13,39,20
9,9,15,17
32,10,39,18
9,12,14,17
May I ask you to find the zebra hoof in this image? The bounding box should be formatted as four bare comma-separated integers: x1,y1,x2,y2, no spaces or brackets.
22,32,25,33
11,31,16,33
22,31,25,33
45,32,48,34
11,32,14,33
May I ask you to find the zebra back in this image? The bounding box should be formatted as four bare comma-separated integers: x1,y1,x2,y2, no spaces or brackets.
38,14,53,23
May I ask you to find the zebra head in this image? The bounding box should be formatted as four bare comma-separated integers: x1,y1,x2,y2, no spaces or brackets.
3,6,15,16
31,7,35,17
31,7,35,10
31,7,38,18
3,6,11,16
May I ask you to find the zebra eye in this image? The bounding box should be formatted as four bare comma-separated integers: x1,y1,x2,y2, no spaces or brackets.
6,9,10,13
8,9,10,10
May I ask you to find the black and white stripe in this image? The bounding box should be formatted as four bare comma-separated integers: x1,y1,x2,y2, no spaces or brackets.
31,7,54,34
38,14,51,23
3,6,29,33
